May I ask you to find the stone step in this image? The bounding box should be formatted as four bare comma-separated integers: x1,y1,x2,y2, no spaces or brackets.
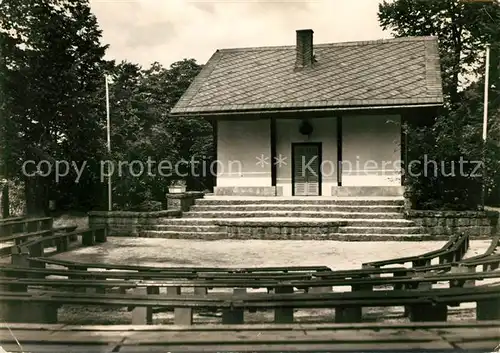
189,204,403,213
337,226,425,234
182,211,406,220
196,198,404,206
145,224,221,232
138,230,227,239
136,230,437,241
146,217,416,228
142,224,425,235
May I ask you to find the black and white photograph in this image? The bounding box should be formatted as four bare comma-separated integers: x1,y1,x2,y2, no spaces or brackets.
0,0,499,351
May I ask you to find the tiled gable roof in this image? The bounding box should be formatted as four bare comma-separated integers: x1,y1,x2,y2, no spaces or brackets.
170,36,443,116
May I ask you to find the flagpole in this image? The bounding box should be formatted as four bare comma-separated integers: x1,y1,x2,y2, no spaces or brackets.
481,44,490,210
105,74,112,212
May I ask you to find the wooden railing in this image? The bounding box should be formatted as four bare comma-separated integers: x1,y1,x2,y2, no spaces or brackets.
0,217,52,238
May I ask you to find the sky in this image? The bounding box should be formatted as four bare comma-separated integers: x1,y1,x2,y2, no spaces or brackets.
89,0,392,68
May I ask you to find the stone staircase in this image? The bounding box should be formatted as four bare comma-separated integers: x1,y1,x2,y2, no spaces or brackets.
139,197,432,241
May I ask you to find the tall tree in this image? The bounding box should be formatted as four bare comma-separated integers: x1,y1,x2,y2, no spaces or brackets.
0,0,108,214
378,0,500,106
378,0,500,209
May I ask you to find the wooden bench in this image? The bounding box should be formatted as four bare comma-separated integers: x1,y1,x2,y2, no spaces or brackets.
7,227,106,268
0,282,499,325
0,216,24,223
0,321,499,352
1,261,499,321
29,257,331,273
2,267,499,294
362,233,469,269
0,229,53,257
0,217,53,238
0,227,85,257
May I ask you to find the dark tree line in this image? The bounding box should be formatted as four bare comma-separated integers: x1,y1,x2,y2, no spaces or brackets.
0,0,212,215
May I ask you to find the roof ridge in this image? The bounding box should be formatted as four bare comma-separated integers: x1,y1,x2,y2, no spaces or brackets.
218,36,438,53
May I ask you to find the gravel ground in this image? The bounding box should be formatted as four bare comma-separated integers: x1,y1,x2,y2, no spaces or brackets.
52,238,448,269
44,237,499,325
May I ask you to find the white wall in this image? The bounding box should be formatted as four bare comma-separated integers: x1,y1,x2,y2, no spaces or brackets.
217,119,271,187
276,118,337,196
341,115,401,186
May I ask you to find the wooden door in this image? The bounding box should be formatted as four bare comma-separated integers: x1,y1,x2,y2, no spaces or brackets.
292,143,321,196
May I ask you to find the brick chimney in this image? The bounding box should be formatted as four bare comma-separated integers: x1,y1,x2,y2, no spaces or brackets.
295,29,314,69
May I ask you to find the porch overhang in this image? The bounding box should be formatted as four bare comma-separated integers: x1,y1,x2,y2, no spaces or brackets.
169,102,443,119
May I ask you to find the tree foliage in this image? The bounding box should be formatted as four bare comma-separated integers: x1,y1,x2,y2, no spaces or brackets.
1,0,213,213
103,59,213,210
1,0,108,215
379,0,500,209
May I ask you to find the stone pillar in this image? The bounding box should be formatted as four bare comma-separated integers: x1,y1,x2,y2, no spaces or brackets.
165,192,204,212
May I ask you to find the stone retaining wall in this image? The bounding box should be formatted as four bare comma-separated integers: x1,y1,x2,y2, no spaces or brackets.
88,210,181,236
405,210,499,238
215,220,348,240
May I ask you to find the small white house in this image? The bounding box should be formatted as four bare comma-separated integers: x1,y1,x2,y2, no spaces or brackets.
170,29,444,197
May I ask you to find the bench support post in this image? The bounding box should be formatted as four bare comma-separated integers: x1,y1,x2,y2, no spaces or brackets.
476,298,500,320
273,286,294,324
167,286,181,295
222,288,246,324
194,287,207,295
11,252,30,268
55,237,69,252
408,303,448,322
147,286,160,295
81,231,95,246
174,308,193,325
95,228,107,243
131,288,153,325
3,302,58,324
335,306,362,323
309,285,332,293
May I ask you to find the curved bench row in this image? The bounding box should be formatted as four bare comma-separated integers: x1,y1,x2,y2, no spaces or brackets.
2,228,499,326
362,233,470,268
0,279,499,325
1,234,500,326
9,226,107,266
